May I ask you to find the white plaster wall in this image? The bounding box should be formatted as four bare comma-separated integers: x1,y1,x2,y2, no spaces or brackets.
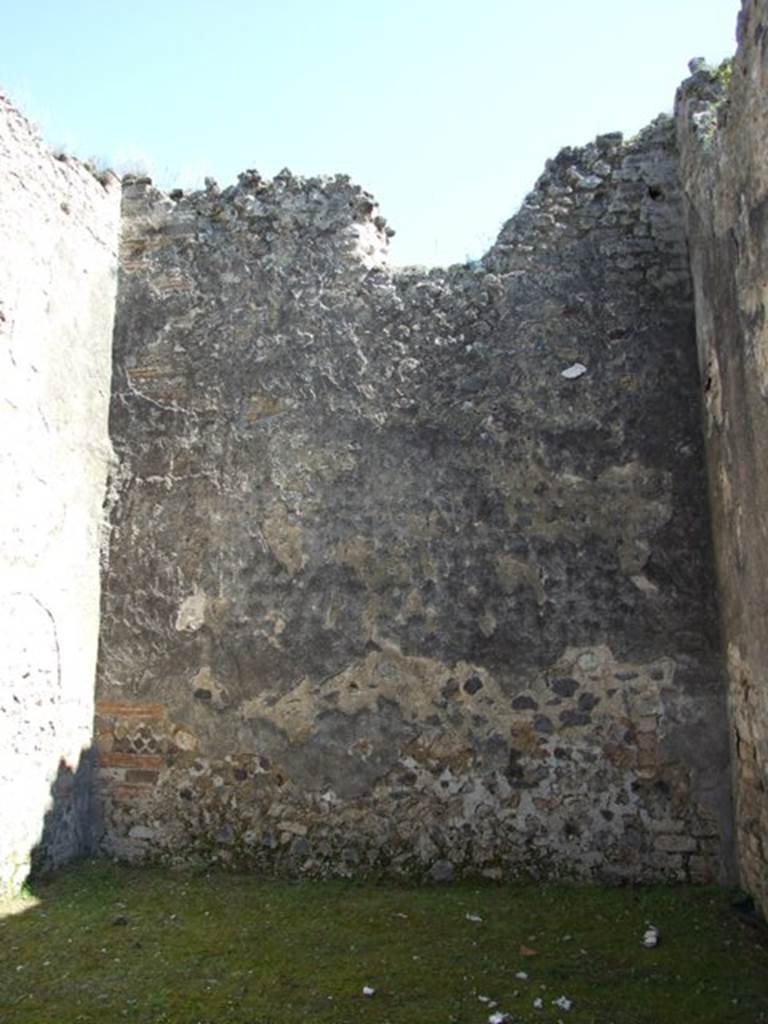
0,94,120,893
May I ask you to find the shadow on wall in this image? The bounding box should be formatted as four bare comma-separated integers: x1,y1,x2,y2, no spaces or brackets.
0,590,101,895
27,746,98,883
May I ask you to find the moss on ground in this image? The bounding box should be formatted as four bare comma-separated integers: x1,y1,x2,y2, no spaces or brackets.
0,861,766,1023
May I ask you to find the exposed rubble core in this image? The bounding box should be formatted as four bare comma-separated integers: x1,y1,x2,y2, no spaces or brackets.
95,118,730,882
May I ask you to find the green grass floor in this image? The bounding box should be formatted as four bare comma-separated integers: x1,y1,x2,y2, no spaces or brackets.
1,861,767,1023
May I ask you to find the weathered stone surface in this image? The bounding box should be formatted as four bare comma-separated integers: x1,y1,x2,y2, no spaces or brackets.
676,0,768,916
95,117,730,881
0,96,120,892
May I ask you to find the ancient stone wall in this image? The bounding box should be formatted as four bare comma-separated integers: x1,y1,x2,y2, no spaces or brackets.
95,118,732,882
677,0,768,915
0,97,120,893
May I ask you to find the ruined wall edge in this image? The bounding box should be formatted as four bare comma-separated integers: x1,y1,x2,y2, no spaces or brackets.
676,0,768,916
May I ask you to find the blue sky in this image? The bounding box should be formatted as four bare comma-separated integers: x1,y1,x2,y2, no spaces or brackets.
3,0,737,265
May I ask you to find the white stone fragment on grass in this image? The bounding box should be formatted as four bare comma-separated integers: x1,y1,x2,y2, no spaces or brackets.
533,997,544,1009
488,1013,511,1024
465,912,483,922
515,971,529,980
561,362,588,379
362,986,375,996
553,995,573,1010
642,924,660,948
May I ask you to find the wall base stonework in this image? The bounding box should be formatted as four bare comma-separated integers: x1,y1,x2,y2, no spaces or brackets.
92,654,725,883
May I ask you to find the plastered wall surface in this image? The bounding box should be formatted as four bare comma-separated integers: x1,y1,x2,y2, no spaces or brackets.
677,0,768,916
94,118,731,883
0,96,120,893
